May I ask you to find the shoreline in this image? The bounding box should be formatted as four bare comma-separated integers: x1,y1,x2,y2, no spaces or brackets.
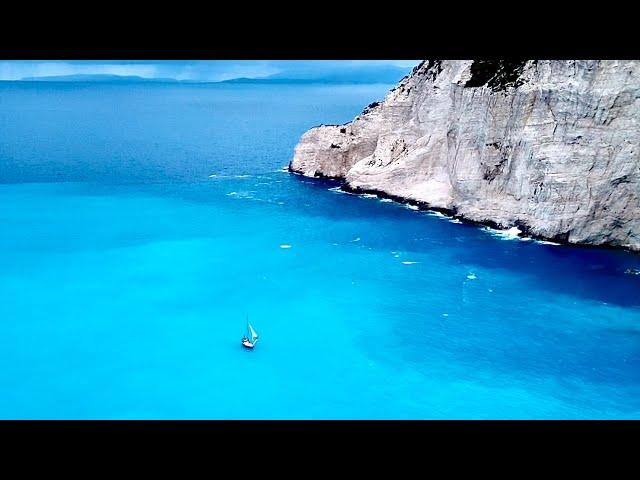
288,165,639,255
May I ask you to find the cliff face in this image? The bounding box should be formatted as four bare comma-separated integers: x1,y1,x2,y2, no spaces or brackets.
289,60,640,251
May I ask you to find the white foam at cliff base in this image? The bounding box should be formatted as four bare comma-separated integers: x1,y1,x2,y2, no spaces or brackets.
484,226,523,241
362,194,378,199
427,211,447,218
423,210,464,224
406,205,419,211
379,198,393,203
536,240,561,246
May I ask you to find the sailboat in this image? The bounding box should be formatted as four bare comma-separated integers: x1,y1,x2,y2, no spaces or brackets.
242,322,259,349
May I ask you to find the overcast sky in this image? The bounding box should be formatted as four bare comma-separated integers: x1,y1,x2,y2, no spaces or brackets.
0,60,420,82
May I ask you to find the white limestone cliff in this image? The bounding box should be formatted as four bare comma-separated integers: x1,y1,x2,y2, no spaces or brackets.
289,60,640,251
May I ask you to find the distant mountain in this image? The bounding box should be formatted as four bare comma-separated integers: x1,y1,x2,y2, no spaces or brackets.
19,74,180,83
222,65,414,85
18,64,415,85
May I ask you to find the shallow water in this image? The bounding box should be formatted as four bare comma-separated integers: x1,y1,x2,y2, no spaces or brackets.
0,82,639,418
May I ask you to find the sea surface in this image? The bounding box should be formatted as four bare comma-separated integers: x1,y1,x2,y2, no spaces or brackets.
0,81,639,419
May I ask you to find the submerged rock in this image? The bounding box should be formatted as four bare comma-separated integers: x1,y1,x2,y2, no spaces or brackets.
289,60,640,252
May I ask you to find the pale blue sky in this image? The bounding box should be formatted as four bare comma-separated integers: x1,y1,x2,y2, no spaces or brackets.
0,60,420,82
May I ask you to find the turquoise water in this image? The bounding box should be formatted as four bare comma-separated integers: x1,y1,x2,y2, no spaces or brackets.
0,82,639,419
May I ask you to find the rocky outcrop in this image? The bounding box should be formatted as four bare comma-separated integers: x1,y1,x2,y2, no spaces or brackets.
289,60,640,251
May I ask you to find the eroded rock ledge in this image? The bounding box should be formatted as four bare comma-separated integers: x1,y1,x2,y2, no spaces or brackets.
289,60,640,252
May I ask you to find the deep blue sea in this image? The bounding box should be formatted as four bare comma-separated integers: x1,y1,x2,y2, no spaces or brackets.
0,81,639,419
